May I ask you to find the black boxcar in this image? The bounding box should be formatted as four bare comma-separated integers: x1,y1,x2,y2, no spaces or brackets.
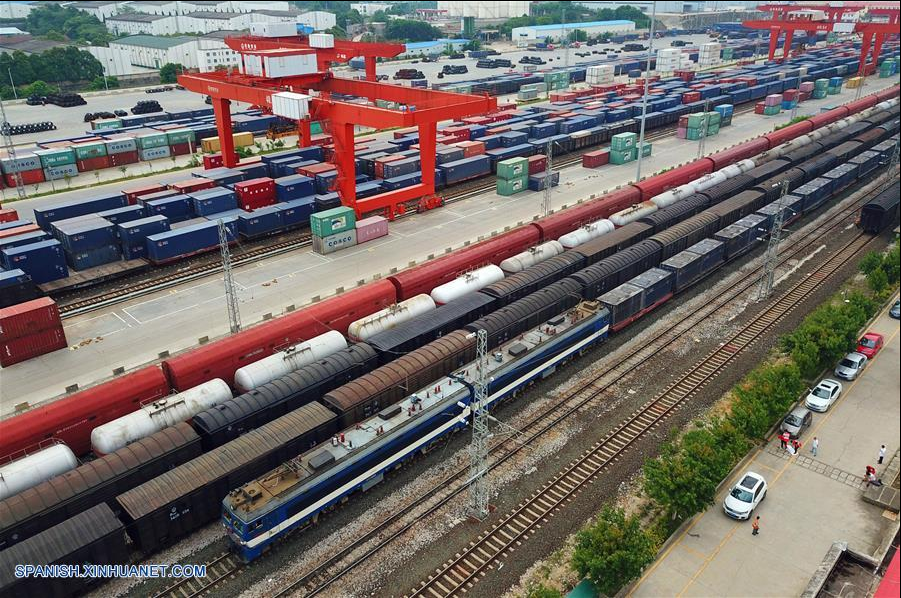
860,182,901,234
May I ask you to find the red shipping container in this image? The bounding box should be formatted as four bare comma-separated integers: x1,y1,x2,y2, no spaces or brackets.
0,208,17,223
310,134,333,146
298,163,336,178
0,297,61,343
5,169,44,187
393,127,418,139
355,216,388,243
486,126,511,135
76,155,111,172
0,224,41,240
374,155,404,179
754,102,766,115
123,183,166,205
456,141,486,158
169,142,192,156
235,177,276,211
169,177,215,194
108,151,139,167
0,325,68,367
582,150,610,168
528,154,547,174
202,152,238,169
682,92,701,104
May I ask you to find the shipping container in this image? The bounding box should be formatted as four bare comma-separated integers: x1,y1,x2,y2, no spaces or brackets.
0,297,61,343
67,244,121,270
276,196,316,228
53,217,116,252
1,240,68,284
310,206,355,237
144,194,194,223
274,174,315,202
238,206,283,238
312,229,357,255
355,216,388,244
32,195,127,231
235,177,276,211
146,219,237,264
0,325,68,367
189,187,238,216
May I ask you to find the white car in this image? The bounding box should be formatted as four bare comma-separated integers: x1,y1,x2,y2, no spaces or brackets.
723,471,767,520
805,379,843,412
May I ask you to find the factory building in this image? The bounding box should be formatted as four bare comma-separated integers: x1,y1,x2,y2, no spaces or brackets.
511,19,636,43
436,0,530,19
401,38,469,57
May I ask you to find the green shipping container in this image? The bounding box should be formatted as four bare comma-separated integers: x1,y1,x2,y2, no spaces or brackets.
91,118,121,131
827,86,840,95
496,157,528,180
610,132,637,151
311,206,356,237
166,128,194,144
687,113,707,128
706,124,721,134
311,121,323,135
814,78,829,89
610,149,635,165
496,175,528,196
722,48,733,60
763,106,781,116
36,148,75,168
706,111,721,123
685,128,703,141
812,89,828,99
136,133,168,149
73,142,107,160
637,142,652,157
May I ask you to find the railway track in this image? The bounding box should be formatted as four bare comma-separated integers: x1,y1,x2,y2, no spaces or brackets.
407,226,877,598
259,176,895,597
151,551,241,598
56,104,756,319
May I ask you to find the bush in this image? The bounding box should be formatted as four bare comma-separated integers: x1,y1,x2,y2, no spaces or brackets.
525,582,564,598
88,75,119,91
571,506,657,596
21,80,55,97
781,298,870,379
729,363,803,438
159,63,185,84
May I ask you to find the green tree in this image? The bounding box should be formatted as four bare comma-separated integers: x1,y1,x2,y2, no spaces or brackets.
159,63,186,84
868,267,888,294
568,29,588,42
525,582,564,598
88,75,119,90
25,3,112,45
858,251,883,276
21,80,54,98
572,506,657,596
384,18,442,42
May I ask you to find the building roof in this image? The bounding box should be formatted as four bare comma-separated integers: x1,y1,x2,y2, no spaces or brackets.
108,13,171,22
0,37,69,54
200,30,244,39
0,27,27,35
111,35,197,49
183,0,231,5
184,11,242,19
251,9,301,17
129,1,177,5
405,38,468,50
525,20,635,31
71,1,121,7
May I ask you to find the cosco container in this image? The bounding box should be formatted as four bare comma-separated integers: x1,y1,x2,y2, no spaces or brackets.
105,137,138,154
136,133,169,150
311,206,355,237
312,229,357,255
43,163,79,181
1,239,69,283
33,194,127,230
0,153,41,173
34,148,75,168
73,142,107,160
139,146,172,161
146,219,237,264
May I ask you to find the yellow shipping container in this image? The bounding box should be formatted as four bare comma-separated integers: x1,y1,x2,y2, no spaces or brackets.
200,131,255,153
845,77,863,89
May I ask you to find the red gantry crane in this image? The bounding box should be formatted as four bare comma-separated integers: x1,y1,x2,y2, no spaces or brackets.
179,35,496,220
744,4,900,76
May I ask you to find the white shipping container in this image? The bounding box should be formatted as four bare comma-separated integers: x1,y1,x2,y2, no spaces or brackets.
263,53,318,78
0,444,79,500
250,21,297,38
234,330,348,391
309,33,335,48
244,54,263,77
272,91,312,120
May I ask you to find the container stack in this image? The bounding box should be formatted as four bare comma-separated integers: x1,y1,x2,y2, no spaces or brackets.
34,147,77,182
73,140,109,172
106,136,139,168
136,131,171,162
0,268,43,309
543,71,569,92
586,65,615,86
782,89,799,110
1,238,68,284
610,132,637,164
722,47,734,61
812,78,829,99
699,43,721,68
496,157,529,196
677,113,718,140
763,94,782,116
0,297,68,367
845,76,863,89
517,82,545,101
879,58,898,78
311,206,357,255
119,215,170,260
827,76,843,95
655,48,681,74
714,104,734,126
1,153,44,187
52,215,121,271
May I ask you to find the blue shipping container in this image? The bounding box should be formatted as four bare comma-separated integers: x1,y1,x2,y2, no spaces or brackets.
382,172,422,191
1,239,69,283
438,156,491,185
190,187,238,216
67,244,121,271
276,197,316,228
0,220,32,232
275,175,316,202
0,230,51,253
197,167,245,186
146,219,237,264
238,206,283,238
145,195,194,223
54,217,116,253
118,215,171,247
97,204,147,227
32,194,127,230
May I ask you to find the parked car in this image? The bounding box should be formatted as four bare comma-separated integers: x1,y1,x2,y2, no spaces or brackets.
805,379,843,412
834,352,867,381
723,472,767,520
781,406,812,439
891,300,900,319
856,332,884,358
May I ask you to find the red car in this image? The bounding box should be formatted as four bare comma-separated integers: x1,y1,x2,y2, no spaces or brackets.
856,332,884,358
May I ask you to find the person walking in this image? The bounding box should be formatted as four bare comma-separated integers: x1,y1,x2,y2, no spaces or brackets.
811,436,819,457
752,516,760,536
779,431,789,450
879,445,886,465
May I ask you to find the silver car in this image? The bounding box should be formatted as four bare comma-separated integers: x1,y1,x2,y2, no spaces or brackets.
834,352,867,380
781,406,812,439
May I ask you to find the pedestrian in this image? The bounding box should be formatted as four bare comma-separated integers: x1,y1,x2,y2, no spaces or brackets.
779,431,789,449
879,445,886,465
791,439,802,452
752,516,760,536
811,436,818,457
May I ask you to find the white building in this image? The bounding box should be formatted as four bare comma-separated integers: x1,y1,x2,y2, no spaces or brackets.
67,1,126,21
178,0,233,12
180,11,250,34
351,3,394,16
196,31,242,71
84,44,139,76
110,35,199,68
249,9,302,24
402,38,468,58
436,1,529,19
298,10,336,32
126,0,179,15
106,13,179,35
511,19,636,42
0,2,34,19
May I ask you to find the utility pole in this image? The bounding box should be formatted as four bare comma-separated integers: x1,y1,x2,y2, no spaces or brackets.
635,1,657,182
218,219,242,333
0,97,25,200
562,8,569,71
697,99,711,161
756,180,790,302
468,328,490,520
542,139,554,217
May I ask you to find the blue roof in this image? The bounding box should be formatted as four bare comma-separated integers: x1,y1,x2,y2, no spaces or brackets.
527,20,634,31
405,38,468,49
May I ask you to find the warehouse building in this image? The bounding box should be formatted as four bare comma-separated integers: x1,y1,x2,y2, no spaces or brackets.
401,38,469,57
511,19,636,43
109,35,199,68
106,13,179,35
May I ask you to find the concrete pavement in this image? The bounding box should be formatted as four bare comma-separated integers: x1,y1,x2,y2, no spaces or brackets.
629,298,901,598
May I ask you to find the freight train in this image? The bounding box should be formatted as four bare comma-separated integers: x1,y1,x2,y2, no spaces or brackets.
0,86,897,471
1,96,898,593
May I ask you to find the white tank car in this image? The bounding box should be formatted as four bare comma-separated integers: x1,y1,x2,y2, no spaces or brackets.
347,295,436,342
91,378,232,455
558,219,614,248
650,186,695,209
0,443,78,500
499,241,564,274
430,264,504,305
735,159,756,173
693,171,728,192
233,330,347,392
610,201,657,227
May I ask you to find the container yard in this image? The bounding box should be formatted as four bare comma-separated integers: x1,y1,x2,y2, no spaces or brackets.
0,3,899,597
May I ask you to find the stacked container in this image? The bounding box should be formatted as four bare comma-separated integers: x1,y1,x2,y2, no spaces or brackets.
105,136,139,167
119,215,170,260
311,206,356,255
1,154,44,187
0,269,42,309
136,131,170,162
1,239,68,284
496,157,528,196
586,65,614,86
73,141,109,172
166,128,195,156
879,58,898,78
781,89,799,111
34,148,77,182
0,297,67,367
763,94,782,116
827,76,843,95
812,78,829,99
656,49,681,73
610,132,637,164
699,43,721,68
543,71,569,92
52,215,120,270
